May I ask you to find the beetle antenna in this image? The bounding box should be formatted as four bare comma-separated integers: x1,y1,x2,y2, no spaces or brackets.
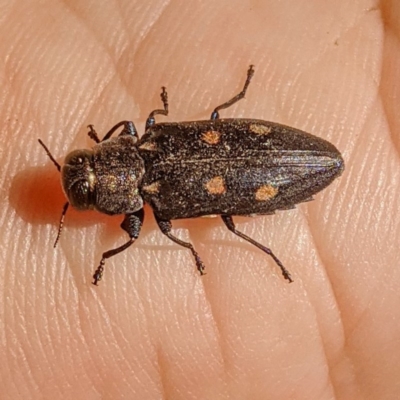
38,140,68,246
38,139,61,171
54,202,69,248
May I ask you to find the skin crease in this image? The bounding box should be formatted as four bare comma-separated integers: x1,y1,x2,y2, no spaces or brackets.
1,0,400,399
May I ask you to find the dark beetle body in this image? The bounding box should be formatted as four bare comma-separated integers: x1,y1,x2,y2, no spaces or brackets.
138,118,343,220
39,66,344,285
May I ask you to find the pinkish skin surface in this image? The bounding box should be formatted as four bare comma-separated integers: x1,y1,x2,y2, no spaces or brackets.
2,1,400,399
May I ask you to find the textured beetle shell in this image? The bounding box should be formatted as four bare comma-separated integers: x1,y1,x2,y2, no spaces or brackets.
138,118,344,220
93,135,145,215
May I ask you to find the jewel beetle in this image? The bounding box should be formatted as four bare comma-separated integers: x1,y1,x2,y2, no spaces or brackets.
38,66,344,285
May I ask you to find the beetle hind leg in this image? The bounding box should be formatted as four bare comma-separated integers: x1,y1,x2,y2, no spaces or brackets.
221,215,293,283
156,217,206,275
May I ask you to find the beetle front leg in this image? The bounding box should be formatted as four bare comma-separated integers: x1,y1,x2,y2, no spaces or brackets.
155,217,206,275
92,209,144,285
221,215,293,283
87,121,139,143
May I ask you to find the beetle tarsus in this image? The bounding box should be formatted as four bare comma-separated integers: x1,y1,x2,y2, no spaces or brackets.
87,125,101,143
92,260,104,285
194,253,206,275
145,87,169,129
267,250,293,283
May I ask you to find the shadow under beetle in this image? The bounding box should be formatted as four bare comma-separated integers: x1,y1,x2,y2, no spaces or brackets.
38,66,344,285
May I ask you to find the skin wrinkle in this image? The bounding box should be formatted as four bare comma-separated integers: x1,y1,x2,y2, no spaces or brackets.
155,346,169,400
305,247,348,399
129,281,166,396
57,4,136,130
305,173,362,398
309,220,364,400
60,1,121,61
199,278,230,392
78,296,115,390
114,0,172,91
380,21,399,156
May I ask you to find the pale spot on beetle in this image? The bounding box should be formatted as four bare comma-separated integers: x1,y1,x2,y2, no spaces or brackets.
139,142,157,151
249,124,272,135
205,176,226,195
255,184,278,201
142,181,160,194
202,130,221,145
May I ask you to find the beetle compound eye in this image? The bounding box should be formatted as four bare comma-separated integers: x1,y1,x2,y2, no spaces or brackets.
68,180,94,209
61,149,96,210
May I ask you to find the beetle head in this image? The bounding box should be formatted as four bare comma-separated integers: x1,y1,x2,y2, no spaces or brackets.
61,149,96,210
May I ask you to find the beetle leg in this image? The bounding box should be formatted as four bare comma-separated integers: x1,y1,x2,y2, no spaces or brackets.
100,120,138,141
119,121,139,139
145,87,169,130
88,121,139,143
87,125,101,143
155,217,206,275
92,209,144,285
210,65,255,120
221,215,293,283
